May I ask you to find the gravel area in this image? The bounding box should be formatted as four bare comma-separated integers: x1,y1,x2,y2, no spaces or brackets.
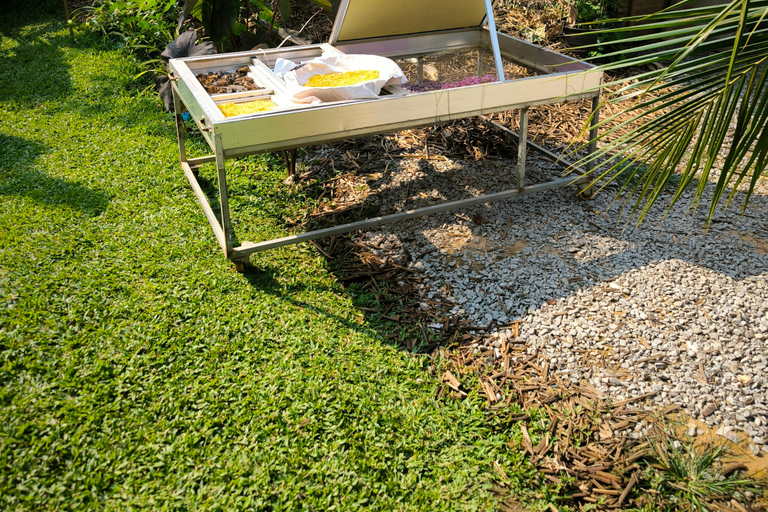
347,151,768,456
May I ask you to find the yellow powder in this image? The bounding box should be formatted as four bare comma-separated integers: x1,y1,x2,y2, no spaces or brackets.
304,70,379,88
218,99,276,117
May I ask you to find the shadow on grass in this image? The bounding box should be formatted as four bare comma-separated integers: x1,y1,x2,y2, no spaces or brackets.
0,2,176,142
0,134,110,215
0,7,74,107
238,261,388,341
180,160,379,337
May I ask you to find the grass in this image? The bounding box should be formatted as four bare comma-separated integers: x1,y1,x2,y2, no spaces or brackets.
642,426,762,512
0,4,544,511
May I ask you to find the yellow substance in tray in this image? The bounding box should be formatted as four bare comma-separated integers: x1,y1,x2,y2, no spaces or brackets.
218,99,276,117
304,70,379,88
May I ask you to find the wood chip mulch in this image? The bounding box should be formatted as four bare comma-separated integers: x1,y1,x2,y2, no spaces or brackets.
439,333,662,510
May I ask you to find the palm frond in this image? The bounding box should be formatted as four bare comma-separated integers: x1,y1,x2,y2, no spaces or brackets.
575,0,768,223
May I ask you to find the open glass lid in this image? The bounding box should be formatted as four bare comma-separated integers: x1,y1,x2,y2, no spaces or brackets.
330,0,491,43
329,0,506,82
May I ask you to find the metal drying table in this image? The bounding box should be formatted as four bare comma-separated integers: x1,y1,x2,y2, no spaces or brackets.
168,0,602,271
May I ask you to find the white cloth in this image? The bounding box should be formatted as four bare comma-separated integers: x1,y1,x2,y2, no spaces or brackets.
279,53,407,104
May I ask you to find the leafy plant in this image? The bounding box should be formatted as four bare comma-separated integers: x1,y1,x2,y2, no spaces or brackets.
180,0,294,51
574,0,768,224
571,0,620,23
86,0,336,59
150,30,216,111
182,0,241,50
575,0,604,23
565,0,626,61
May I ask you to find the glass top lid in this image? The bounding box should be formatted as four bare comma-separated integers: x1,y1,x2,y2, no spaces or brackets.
329,0,491,44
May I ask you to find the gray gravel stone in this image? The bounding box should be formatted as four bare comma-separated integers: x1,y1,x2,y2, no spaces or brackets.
347,148,768,444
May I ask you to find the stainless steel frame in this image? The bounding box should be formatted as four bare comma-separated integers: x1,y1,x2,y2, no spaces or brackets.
169,22,602,271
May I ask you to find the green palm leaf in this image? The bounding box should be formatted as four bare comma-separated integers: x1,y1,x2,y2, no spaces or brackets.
574,0,768,223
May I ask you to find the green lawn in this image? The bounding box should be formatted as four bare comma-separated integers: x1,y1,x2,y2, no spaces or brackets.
0,5,542,511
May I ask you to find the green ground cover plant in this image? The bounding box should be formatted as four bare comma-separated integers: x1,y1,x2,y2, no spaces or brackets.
0,4,545,510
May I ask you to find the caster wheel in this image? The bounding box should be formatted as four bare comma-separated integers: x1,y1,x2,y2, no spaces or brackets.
232,259,250,273
577,183,595,200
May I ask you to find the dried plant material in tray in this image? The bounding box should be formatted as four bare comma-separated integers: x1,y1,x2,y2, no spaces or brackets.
196,66,263,95
303,70,380,88
395,47,536,92
402,74,497,93
218,99,276,117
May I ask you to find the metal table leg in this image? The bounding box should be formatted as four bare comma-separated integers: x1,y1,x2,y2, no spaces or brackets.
173,92,602,272
172,88,188,168
282,148,298,177
173,87,231,258
586,94,600,173
577,94,601,199
214,134,235,257
516,107,529,190
230,176,576,258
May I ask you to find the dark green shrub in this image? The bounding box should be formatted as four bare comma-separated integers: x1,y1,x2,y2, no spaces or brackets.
573,0,619,23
